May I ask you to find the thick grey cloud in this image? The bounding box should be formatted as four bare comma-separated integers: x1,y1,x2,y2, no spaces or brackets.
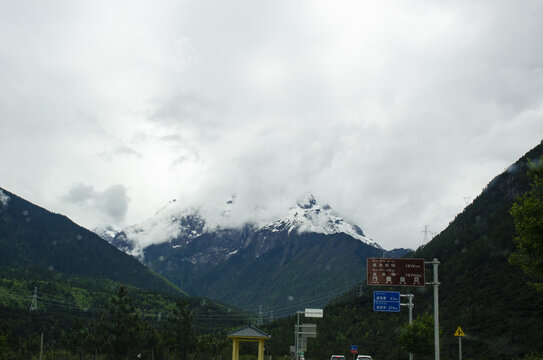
1,1,543,249
100,185,130,223
63,184,96,203
62,184,129,224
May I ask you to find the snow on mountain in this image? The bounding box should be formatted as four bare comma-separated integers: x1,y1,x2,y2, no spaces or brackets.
93,226,119,243
109,193,382,259
0,189,10,207
260,193,382,249
119,199,205,258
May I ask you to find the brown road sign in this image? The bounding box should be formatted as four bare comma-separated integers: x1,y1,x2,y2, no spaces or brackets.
367,258,425,287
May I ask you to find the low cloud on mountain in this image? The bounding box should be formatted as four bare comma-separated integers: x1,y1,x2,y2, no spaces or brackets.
0,189,9,208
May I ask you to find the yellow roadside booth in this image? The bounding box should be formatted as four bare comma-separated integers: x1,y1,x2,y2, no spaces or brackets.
227,325,271,360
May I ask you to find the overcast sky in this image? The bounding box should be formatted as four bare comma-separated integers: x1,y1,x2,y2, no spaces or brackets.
1,0,543,250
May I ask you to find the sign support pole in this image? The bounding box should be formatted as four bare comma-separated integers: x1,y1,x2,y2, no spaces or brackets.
454,326,465,360
426,258,440,360
401,294,414,360
366,257,437,359
408,294,413,360
295,311,302,360
294,308,322,360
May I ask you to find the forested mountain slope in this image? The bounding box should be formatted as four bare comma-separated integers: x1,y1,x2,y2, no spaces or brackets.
0,188,252,359
264,140,543,360
0,187,183,295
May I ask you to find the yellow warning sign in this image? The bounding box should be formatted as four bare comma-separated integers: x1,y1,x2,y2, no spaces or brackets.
454,326,465,337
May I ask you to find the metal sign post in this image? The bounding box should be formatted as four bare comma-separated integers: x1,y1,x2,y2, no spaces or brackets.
295,311,302,360
400,294,414,360
366,258,440,360
294,309,323,360
426,259,440,360
454,326,465,360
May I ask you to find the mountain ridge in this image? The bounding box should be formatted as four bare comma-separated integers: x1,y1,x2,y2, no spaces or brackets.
104,193,386,259
103,193,409,310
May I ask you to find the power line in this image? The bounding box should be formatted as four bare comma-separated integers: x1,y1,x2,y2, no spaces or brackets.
1,278,369,325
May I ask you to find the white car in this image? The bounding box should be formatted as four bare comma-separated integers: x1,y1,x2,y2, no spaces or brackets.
356,356,372,360
330,355,346,360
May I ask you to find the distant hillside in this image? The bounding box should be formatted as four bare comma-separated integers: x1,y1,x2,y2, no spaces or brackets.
0,187,183,296
264,140,543,360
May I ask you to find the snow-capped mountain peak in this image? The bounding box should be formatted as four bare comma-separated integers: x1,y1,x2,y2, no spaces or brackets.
297,193,318,209
104,193,383,260
261,193,382,249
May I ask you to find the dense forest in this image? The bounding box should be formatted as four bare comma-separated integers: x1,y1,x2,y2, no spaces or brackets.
0,274,250,359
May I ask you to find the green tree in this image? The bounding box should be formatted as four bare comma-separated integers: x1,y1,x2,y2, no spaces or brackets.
0,323,14,359
397,313,436,357
166,300,196,360
63,318,88,360
105,285,144,359
88,312,112,358
510,158,543,292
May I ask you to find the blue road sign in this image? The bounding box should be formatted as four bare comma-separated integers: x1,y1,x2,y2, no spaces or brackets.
373,291,401,312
